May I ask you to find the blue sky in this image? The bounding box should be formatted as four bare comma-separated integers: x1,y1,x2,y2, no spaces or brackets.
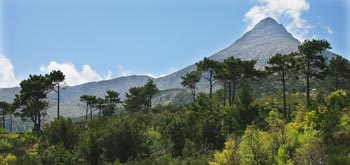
0,0,349,87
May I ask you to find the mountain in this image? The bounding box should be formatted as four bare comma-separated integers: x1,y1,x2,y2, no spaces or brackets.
155,17,336,90
0,17,337,119
156,17,298,89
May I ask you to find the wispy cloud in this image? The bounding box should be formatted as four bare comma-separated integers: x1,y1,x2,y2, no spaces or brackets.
244,0,311,41
117,65,133,77
105,70,113,80
325,26,334,34
40,61,111,86
117,65,178,78
0,55,19,88
142,73,157,78
141,67,178,78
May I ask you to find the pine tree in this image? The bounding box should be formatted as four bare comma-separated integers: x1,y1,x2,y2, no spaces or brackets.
216,57,259,105
46,70,65,120
297,39,331,107
103,90,122,116
328,55,350,90
80,95,97,121
0,101,10,129
124,80,159,112
196,57,221,99
181,71,201,102
265,53,297,120
17,74,53,131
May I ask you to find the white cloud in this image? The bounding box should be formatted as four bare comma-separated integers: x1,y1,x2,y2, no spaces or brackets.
40,61,111,86
117,65,178,78
0,55,19,88
326,26,334,34
142,67,178,78
105,70,113,80
117,65,133,77
142,73,157,78
244,0,311,40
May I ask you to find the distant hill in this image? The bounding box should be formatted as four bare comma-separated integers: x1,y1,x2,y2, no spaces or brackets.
0,75,153,119
0,17,337,119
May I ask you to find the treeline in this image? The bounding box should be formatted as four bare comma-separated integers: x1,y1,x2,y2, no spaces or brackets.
0,39,350,164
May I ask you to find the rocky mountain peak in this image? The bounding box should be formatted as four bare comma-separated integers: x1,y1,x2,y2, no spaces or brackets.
235,17,299,47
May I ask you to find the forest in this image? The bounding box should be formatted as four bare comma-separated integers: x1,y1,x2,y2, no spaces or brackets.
0,39,350,164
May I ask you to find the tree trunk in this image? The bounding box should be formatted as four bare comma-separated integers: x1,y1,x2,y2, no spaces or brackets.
85,104,88,121
306,60,310,108
57,83,60,120
228,82,232,106
232,80,236,104
34,107,38,131
90,107,93,121
282,70,287,120
2,111,5,129
223,82,226,106
38,112,41,130
335,73,339,90
288,104,291,121
209,71,213,99
10,114,12,132
193,87,196,102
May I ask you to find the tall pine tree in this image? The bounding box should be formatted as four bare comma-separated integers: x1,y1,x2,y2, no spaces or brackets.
265,53,297,120
297,39,331,107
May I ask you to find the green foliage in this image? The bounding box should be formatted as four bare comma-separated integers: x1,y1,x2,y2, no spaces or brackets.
103,90,122,116
238,125,270,164
209,137,238,165
196,57,221,98
297,39,331,106
0,139,13,151
17,74,54,131
0,154,17,165
46,70,65,119
2,46,350,164
235,81,259,132
298,39,331,79
328,55,350,89
77,119,104,164
80,94,97,121
165,109,187,157
97,116,150,163
181,71,201,102
124,79,159,112
38,143,76,164
295,129,325,164
276,145,293,165
215,57,260,105
43,117,79,149
265,53,298,119
0,101,10,129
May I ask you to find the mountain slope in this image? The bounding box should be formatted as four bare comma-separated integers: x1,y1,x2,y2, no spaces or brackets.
155,17,336,90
